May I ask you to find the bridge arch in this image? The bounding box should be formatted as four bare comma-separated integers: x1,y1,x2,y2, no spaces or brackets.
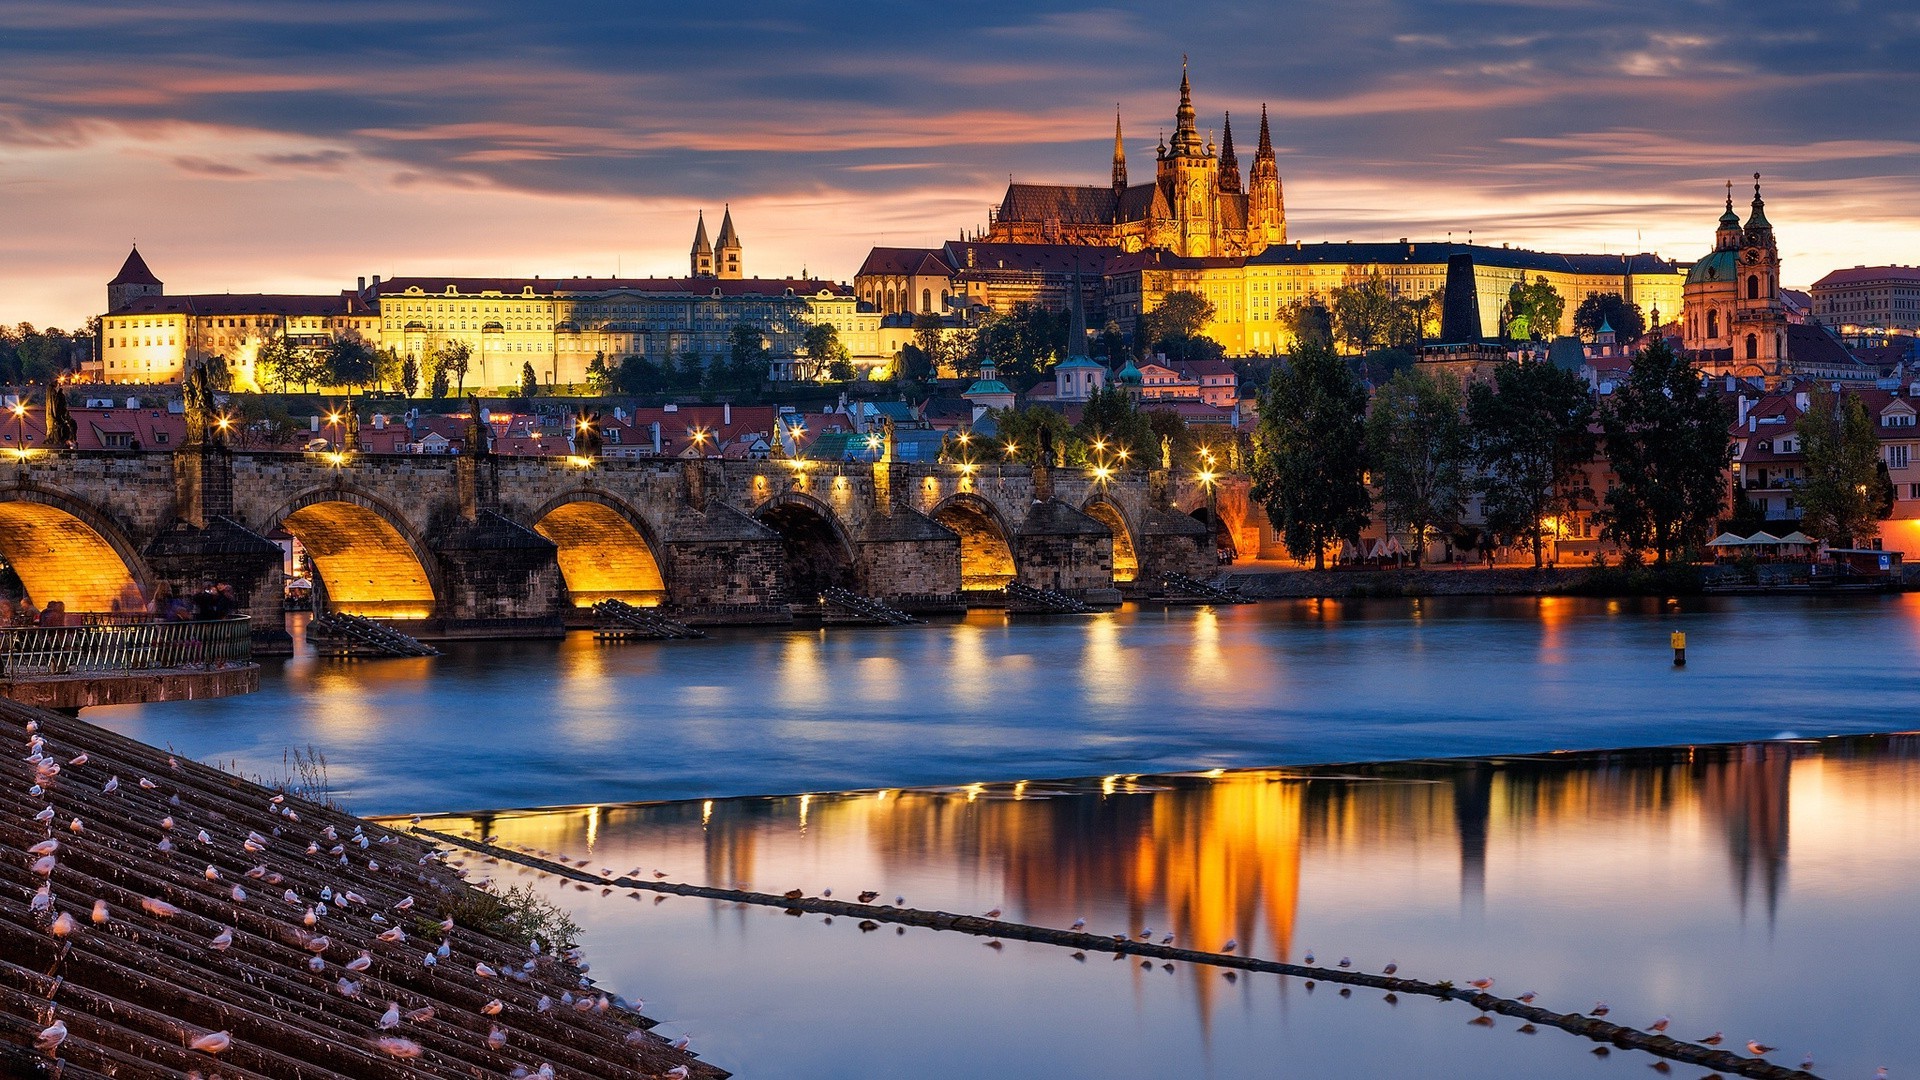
1079,495,1139,584
754,491,857,601
1189,505,1237,558
0,485,152,614
530,490,668,607
931,492,1017,590
264,487,441,619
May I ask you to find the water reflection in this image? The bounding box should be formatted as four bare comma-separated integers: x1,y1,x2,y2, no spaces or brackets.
410,734,1920,1078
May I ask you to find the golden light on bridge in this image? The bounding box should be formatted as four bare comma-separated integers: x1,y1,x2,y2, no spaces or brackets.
566,455,595,469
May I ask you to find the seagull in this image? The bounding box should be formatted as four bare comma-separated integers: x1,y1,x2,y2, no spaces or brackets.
27,839,58,856
1070,918,1086,931
1746,1041,1775,1057
347,953,372,972
210,928,233,951
488,1024,507,1049
30,885,51,915
1649,1015,1670,1032
35,1020,67,1053
1338,956,1352,968
102,776,119,793
141,897,181,918
188,1031,231,1054
1698,1031,1723,1045
378,1002,400,1030
1468,978,1495,992
68,818,82,834
139,778,157,790
984,908,1001,919
33,806,54,823
1161,934,1174,945
1221,939,1238,953
196,830,212,845
1383,961,1398,975
1138,926,1153,940
68,752,87,766
231,885,248,903
91,900,108,924
859,891,880,903
482,998,504,1015
1303,952,1315,965
372,1036,423,1059
49,912,76,937
1799,1053,1813,1070
475,963,497,978
336,977,360,997
1590,1001,1610,1017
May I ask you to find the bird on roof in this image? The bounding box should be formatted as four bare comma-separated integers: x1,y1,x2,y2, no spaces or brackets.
35,1020,67,1053
378,1002,400,1030
188,1031,231,1054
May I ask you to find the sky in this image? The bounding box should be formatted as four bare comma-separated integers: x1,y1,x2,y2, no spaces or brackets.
3,0,1918,330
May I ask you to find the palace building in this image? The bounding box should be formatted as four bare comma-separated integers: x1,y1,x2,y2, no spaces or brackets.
983,63,1285,259
92,214,887,387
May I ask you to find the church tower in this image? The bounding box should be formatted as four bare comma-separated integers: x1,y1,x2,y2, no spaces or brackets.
1217,112,1241,195
1246,105,1286,248
1111,109,1127,193
715,206,743,280
107,245,163,313
690,211,715,278
1156,60,1219,257
1733,174,1786,374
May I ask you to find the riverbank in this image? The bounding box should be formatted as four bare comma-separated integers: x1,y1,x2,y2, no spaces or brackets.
0,698,718,1078
1227,565,1600,598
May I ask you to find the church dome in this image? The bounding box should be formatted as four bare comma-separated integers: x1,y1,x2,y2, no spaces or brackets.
1687,248,1737,285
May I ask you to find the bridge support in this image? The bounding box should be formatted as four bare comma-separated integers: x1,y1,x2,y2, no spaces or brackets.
158,448,291,652
1015,500,1119,602
427,510,566,638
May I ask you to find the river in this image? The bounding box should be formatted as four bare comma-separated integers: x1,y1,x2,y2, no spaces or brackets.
87,595,1920,1077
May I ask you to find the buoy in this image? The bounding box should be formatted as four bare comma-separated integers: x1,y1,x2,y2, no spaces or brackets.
1671,631,1686,667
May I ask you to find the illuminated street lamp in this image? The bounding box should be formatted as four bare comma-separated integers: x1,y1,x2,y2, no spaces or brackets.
1197,467,1220,561
689,426,711,456
9,400,29,459
1003,440,1019,461
324,408,344,451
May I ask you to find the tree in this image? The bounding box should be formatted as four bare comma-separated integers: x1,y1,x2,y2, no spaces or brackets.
1795,385,1883,548
1139,291,1215,355
1076,385,1155,464
583,353,611,395
427,360,450,400
401,353,421,398
1365,367,1469,564
614,355,665,396
520,361,539,399
372,346,403,391
198,353,233,393
801,322,851,382
1501,276,1565,341
433,340,472,396
325,336,378,391
1330,269,1416,355
1279,297,1333,352
987,405,1073,465
1571,292,1646,343
1596,340,1734,566
1250,339,1371,569
1466,360,1597,568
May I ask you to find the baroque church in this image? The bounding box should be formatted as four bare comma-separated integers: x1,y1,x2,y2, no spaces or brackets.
983,63,1285,259
1681,175,1788,381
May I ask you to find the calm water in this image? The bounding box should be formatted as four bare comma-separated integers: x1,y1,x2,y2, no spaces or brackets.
92,595,1920,816
403,740,1920,1079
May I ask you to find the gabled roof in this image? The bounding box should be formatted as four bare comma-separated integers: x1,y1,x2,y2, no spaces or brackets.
855,248,952,278
108,246,161,287
1812,265,1920,289
995,183,1122,225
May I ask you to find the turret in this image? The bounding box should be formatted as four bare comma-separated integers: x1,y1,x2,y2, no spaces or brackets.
690,211,714,278
1743,173,1775,251
1111,108,1127,192
1246,105,1285,247
107,245,163,314
1714,180,1743,251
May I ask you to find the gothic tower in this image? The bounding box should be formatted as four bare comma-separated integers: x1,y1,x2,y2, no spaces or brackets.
1246,105,1286,247
1111,108,1127,193
1217,112,1241,195
1156,60,1219,258
107,245,163,313
690,211,715,278
715,206,743,280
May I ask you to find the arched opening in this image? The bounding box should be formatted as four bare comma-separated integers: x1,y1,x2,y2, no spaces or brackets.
1190,506,1237,558
755,495,856,602
1748,276,1759,300
273,495,437,619
1081,499,1139,583
932,495,1017,590
0,495,149,615
1707,310,1719,339
1746,333,1758,360
921,289,932,313
532,496,666,608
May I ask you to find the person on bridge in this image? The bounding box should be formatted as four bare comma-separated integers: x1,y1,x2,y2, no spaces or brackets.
38,600,66,627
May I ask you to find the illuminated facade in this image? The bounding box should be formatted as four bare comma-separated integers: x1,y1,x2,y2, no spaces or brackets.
984,65,1285,259
1682,177,1788,381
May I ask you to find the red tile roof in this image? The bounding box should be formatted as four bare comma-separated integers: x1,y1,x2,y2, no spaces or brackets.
107,246,161,287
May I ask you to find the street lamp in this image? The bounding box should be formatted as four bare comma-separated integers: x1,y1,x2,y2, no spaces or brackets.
8,401,28,459
1198,467,1220,562
324,409,344,451
689,426,711,456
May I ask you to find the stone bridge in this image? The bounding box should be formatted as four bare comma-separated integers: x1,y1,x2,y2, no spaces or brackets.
0,449,1256,640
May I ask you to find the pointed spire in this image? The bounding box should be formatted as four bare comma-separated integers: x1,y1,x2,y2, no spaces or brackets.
1217,112,1241,194
1171,57,1201,156
1745,171,1772,233
1255,104,1274,159
1111,106,1127,190
110,245,161,287
691,210,712,254
716,204,740,248
1068,269,1090,359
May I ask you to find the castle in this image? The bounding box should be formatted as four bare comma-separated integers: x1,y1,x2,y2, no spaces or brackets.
983,62,1285,259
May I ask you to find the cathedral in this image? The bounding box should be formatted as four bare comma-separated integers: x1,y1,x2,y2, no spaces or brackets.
1682,175,1788,381
983,64,1285,259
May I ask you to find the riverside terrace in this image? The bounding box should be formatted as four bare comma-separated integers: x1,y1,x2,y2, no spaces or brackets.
0,696,719,1077
0,447,1246,643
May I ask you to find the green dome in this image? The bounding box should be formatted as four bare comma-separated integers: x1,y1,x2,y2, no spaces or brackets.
1687,248,1737,285
964,378,1012,397
1115,360,1142,385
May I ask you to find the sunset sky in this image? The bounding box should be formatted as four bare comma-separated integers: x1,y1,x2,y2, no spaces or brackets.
3,0,1917,329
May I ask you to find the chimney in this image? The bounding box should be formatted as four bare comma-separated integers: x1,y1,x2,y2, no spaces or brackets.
1737,394,1751,424
1748,415,1756,433
651,421,661,455
371,275,380,290
311,415,320,432
1795,391,1809,411
1724,374,1735,391
357,276,366,294
372,413,386,430
723,402,731,426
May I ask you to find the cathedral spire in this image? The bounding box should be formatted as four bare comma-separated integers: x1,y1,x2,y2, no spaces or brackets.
1217,111,1241,194
1256,103,1274,160
690,210,714,277
1111,106,1127,191
1744,171,1773,238
1170,57,1202,157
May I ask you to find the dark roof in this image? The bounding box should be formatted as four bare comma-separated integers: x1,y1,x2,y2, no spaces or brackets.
108,246,161,287
940,241,1122,274
1247,241,1682,277
378,277,849,299
996,184,1120,225
110,293,376,317
1789,323,1871,372
1811,265,1920,289
855,248,951,278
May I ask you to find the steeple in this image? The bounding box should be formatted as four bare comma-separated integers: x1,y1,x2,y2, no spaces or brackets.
715,205,743,279
1744,172,1773,242
1246,104,1284,248
1067,270,1090,359
1715,179,1743,250
1111,107,1127,191
1255,104,1274,161
107,244,163,313
690,211,714,278
1217,112,1241,194
1170,57,1203,157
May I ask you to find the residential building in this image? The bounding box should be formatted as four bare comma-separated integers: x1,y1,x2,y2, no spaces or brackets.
1811,265,1920,334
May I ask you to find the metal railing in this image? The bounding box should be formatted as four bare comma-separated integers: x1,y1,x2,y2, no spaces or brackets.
0,616,253,679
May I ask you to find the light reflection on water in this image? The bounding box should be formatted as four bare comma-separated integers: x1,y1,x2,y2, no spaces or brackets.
89,594,1920,815
406,737,1920,1079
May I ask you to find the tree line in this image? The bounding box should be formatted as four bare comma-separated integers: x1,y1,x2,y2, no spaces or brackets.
1251,339,1892,569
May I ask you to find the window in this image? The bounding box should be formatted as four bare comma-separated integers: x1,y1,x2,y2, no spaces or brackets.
1890,445,1911,470
1707,310,1719,338
1909,483,1920,500
1745,334,1757,360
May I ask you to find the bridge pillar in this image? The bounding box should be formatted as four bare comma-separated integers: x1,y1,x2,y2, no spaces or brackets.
1015,500,1116,598
427,510,566,637
153,448,290,652
1136,507,1216,585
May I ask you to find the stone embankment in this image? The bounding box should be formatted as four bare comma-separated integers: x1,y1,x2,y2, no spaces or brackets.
1228,567,1592,599
0,699,718,1079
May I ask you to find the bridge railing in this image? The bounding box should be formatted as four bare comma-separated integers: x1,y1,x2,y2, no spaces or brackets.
0,617,253,679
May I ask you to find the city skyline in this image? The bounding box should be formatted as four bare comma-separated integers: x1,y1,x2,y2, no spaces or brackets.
4,1,1919,329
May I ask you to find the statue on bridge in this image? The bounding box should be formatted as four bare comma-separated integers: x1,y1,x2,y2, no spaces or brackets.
43,379,77,450
879,415,895,464
464,394,492,457
180,364,220,448
1160,433,1172,471
1037,425,1052,468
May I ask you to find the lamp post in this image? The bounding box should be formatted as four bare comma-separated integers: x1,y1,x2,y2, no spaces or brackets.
9,400,29,463
324,408,344,451
1198,466,1219,562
